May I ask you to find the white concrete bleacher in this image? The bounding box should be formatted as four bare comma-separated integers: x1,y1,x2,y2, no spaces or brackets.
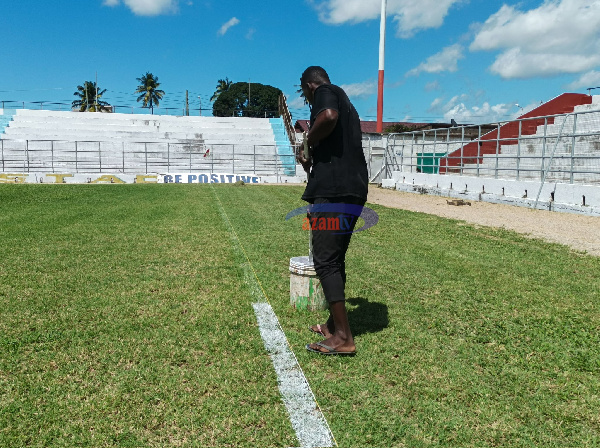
460,96,600,184
0,109,13,135
0,109,296,176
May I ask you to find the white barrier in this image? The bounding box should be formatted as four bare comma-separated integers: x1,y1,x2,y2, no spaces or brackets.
383,171,600,216
0,172,307,184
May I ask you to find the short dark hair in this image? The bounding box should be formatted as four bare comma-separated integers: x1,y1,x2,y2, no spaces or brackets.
301,66,331,85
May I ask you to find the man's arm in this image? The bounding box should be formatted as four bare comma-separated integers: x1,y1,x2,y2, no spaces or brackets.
296,108,338,172
306,109,338,148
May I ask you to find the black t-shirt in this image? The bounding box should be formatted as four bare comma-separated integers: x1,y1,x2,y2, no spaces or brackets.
301,84,368,202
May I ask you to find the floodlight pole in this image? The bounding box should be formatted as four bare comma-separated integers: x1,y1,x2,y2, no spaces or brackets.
376,0,387,133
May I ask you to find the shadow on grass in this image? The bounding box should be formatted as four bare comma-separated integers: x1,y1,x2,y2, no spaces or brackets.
347,297,389,336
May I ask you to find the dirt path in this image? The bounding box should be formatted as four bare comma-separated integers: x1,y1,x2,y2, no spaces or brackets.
367,187,600,257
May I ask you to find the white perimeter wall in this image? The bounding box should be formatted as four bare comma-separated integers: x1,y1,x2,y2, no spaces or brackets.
383,171,600,216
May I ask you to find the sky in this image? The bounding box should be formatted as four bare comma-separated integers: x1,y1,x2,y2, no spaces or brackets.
2,0,600,124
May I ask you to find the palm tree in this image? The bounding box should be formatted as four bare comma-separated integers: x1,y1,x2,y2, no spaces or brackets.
135,72,165,114
210,78,232,102
72,81,109,112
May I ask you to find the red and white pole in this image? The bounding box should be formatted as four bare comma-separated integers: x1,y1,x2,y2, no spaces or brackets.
376,0,387,133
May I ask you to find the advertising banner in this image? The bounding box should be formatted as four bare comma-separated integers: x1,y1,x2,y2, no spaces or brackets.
0,173,261,184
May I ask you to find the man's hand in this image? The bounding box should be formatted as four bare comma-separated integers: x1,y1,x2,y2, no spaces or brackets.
300,157,312,173
296,144,312,173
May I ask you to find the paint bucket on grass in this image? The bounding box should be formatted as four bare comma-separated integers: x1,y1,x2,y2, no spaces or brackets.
289,256,327,311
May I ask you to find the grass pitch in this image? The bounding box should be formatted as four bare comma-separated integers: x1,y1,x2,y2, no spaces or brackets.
1,184,599,447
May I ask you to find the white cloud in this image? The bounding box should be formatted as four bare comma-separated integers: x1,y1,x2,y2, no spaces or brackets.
246,28,256,40
428,94,469,113
445,94,469,110
218,17,240,36
490,48,600,79
444,102,513,124
470,0,600,79
340,80,377,98
311,0,465,38
428,97,444,112
391,0,466,38
288,96,307,109
431,92,542,123
424,80,441,92
406,44,464,77
566,70,600,90
103,0,178,16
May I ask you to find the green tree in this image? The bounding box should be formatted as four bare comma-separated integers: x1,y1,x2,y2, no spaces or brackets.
212,82,282,118
135,72,165,114
384,123,412,134
72,81,109,112
210,78,232,102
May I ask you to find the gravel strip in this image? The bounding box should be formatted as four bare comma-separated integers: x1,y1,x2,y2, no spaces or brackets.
367,187,600,257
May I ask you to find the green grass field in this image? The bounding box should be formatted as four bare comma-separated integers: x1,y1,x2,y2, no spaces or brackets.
1,184,599,447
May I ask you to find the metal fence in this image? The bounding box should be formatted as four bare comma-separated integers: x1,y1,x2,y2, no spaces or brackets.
362,135,386,183
384,109,600,185
0,100,281,118
0,139,297,176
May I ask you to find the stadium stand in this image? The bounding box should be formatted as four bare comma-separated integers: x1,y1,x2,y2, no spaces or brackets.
0,109,297,176
455,95,600,184
440,93,598,176
0,109,14,135
381,93,600,214
269,118,296,176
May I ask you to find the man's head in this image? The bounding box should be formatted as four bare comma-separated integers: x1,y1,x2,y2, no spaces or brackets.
300,66,331,104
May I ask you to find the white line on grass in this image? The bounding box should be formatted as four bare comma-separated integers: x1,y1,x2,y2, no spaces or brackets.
212,187,335,447
253,302,334,448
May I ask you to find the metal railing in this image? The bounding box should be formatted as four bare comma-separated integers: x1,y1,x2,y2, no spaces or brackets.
0,100,281,117
385,109,600,184
361,135,387,183
0,139,297,176
278,94,298,148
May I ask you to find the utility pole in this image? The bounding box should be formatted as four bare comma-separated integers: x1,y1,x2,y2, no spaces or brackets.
198,96,201,116
376,0,387,133
186,90,189,116
95,72,98,112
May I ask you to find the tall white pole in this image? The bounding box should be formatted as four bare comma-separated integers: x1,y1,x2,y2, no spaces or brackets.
377,0,387,133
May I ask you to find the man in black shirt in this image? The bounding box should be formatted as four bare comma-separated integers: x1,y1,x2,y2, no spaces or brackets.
297,66,368,356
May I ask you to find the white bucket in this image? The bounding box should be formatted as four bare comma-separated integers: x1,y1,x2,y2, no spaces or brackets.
289,256,328,311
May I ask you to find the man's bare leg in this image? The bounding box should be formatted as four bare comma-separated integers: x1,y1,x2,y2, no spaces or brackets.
309,314,335,338
307,301,355,354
